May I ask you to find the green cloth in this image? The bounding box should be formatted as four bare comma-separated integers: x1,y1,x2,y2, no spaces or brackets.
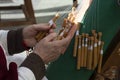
46,0,120,80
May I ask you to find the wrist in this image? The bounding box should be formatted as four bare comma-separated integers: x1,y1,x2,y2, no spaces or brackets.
23,40,31,50
33,51,47,64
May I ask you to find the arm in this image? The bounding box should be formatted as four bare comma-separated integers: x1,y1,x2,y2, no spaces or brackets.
18,23,77,80
19,53,46,80
0,29,28,55
0,29,46,80
0,44,45,80
2,23,77,80
7,23,52,55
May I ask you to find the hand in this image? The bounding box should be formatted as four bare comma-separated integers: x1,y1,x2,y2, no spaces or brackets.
22,23,55,47
33,24,77,64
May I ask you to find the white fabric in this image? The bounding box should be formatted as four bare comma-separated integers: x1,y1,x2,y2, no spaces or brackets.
0,30,48,80
6,51,27,67
0,30,36,80
0,30,9,55
18,67,36,80
42,76,48,80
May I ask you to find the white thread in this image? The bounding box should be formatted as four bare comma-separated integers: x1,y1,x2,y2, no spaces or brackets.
98,41,101,46
85,38,88,42
90,46,93,50
59,32,64,36
49,20,54,26
94,43,97,47
100,50,103,55
85,44,88,47
79,46,81,48
82,44,84,47
76,30,79,35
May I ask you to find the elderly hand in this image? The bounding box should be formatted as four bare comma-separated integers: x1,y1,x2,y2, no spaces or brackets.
33,24,77,64
22,23,55,47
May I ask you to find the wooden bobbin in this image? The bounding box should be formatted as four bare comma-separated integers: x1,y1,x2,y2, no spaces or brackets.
73,31,79,57
87,36,94,70
83,33,89,67
92,30,96,35
67,12,73,21
71,16,75,23
63,20,73,38
81,33,85,67
97,41,104,73
73,0,78,7
35,32,42,41
62,18,67,28
93,38,98,69
73,24,80,57
52,13,60,22
77,35,82,70
87,37,91,69
97,32,102,59
57,29,64,40
35,13,60,41
98,32,102,40
91,31,98,70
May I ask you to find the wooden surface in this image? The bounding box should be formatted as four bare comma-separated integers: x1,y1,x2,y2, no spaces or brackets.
102,29,120,72
0,0,36,27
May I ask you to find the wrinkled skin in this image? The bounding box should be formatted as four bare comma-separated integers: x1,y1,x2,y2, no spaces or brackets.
22,23,77,64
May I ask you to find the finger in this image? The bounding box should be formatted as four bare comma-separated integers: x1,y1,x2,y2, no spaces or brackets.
60,38,70,54
51,23,56,29
53,37,70,50
49,29,55,33
44,33,57,41
66,24,78,39
33,23,50,31
52,24,78,54
60,24,78,54
61,48,66,54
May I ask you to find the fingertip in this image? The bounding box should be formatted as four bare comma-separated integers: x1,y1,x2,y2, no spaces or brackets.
49,29,55,33
65,34,72,40
52,23,56,29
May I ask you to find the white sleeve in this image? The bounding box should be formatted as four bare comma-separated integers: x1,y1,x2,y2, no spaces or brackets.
0,30,9,55
42,76,48,80
18,67,36,80
18,67,48,80
6,51,27,67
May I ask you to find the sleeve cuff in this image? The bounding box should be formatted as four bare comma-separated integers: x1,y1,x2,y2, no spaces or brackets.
7,28,27,55
20,53,46,80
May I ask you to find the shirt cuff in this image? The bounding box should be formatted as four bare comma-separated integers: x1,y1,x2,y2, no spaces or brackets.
20,53,46,80
18,67,36,80
7,28,27,55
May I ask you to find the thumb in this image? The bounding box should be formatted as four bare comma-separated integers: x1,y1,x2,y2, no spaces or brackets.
43,33,57,41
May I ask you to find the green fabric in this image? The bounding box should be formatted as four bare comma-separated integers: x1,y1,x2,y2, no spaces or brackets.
46,0,120,80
